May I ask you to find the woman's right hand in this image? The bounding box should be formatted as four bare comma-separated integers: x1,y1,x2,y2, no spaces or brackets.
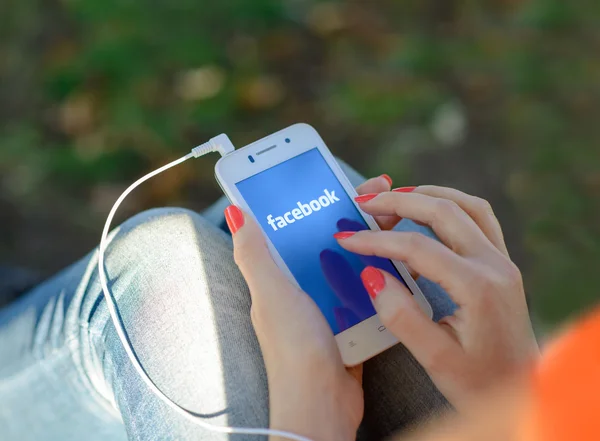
335,186,539,410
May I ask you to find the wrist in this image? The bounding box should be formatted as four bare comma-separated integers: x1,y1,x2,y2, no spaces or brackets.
268,369,360,441
269,395,356,441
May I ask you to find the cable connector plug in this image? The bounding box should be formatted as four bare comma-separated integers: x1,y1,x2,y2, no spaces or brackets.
191,134,235,158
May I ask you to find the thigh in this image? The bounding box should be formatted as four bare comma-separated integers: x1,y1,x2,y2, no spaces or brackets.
0,208,269,441
96,208,269,440
0,252,128,440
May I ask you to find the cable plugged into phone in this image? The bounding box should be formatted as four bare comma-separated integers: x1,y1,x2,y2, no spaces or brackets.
97,135,313,441
192,133,235,158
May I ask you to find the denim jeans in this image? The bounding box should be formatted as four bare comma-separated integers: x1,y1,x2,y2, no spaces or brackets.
0,164,455,441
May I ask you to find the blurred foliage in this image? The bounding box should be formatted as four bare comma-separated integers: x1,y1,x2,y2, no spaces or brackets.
1,0,599,326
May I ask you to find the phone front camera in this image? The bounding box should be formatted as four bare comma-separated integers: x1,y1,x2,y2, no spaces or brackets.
285,138,291,143
248,155,255,163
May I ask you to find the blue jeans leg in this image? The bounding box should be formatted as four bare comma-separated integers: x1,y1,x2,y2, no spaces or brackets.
0,208,269,440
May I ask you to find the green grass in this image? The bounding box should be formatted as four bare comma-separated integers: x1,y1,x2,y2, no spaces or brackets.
1,0,598,327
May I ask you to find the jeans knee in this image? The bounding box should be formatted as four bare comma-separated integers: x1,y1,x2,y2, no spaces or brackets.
100,207,234,308
117,207,212,246
117,206,228,254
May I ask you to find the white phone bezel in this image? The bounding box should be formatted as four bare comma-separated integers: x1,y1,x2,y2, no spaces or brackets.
215,123,433,366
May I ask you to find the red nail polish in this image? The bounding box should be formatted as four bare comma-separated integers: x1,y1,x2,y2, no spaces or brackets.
392,186,417,193
224,205,245,234
334,231,356,240
354,193,378,203
361,266,386,300
380,174,393,187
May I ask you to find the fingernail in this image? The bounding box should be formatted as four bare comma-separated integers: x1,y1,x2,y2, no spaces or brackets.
333,231,356,240
361,266,386,300
354,193,378,203
392,186,417,193
224,205,244,234
380,174,393,187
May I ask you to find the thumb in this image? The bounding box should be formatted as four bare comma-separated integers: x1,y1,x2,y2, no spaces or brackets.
360,266,458,371
225,205,295,300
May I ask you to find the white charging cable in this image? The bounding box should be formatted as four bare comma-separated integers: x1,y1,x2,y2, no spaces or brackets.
97,134,313,441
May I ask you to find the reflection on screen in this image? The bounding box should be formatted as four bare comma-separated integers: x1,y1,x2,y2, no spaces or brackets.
236,148,408,335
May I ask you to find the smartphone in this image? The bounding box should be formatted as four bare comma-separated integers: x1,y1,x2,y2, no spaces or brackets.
215,123,432,365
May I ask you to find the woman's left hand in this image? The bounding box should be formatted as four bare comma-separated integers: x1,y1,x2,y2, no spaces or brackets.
226,175,392,441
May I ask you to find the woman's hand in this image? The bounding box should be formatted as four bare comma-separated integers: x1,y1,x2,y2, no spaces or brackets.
336,186,539,410
225,175,392,441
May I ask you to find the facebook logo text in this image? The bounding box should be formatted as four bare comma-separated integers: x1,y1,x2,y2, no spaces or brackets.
266,189,340,231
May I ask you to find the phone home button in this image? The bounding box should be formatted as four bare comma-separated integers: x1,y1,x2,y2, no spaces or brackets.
378,325,386,332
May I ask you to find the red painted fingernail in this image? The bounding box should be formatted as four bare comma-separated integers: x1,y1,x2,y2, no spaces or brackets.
380,174,393,187
354,193,378,203
361,266,386,300
224,205,245,234
333,231,356,240
392,186,417,193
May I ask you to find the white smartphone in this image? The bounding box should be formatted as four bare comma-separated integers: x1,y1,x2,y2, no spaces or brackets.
215,123,432,366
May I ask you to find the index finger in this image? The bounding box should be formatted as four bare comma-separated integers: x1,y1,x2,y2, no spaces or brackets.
336,230,475,305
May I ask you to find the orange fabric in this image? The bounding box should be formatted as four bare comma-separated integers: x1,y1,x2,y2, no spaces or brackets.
526,308,600,441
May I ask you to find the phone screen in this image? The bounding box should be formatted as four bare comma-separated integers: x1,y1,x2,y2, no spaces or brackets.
236,147,409,335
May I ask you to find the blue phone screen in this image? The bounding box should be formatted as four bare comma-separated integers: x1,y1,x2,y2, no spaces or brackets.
236,148,408,335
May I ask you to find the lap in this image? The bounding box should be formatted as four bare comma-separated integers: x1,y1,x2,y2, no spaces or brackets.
0,208,267,440
1,203,453,440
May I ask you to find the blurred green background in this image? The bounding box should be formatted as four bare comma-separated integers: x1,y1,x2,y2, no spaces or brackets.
1,0,598,326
